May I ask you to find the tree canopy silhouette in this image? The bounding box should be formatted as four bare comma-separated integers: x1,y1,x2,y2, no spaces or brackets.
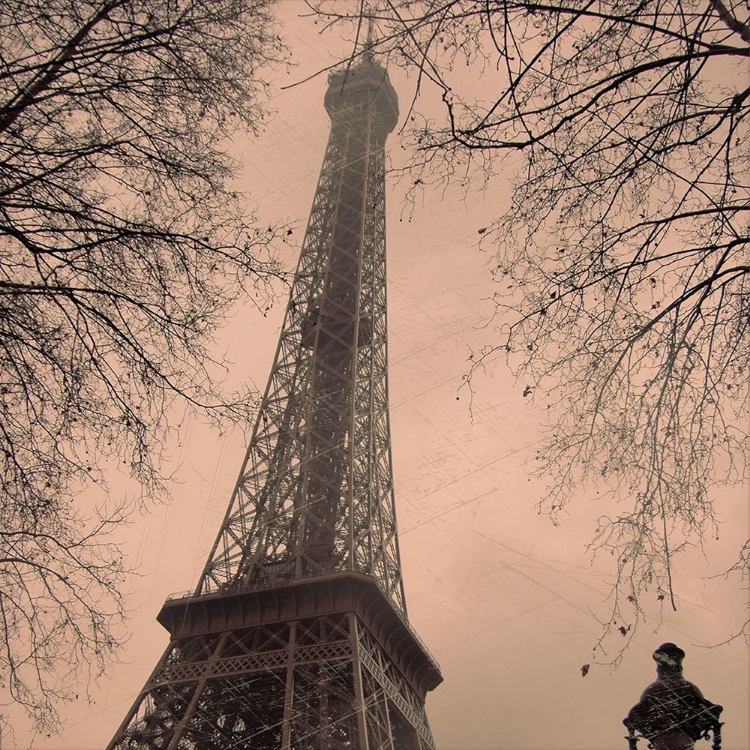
317,0,749,655
0,0,284,732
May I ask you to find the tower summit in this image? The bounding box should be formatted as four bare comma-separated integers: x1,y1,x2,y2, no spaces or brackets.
108,55,442,749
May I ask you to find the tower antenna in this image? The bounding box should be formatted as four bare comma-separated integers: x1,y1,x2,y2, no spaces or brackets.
363,2,375,59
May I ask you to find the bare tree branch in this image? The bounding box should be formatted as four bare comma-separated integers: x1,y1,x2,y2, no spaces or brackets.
0,0,287,734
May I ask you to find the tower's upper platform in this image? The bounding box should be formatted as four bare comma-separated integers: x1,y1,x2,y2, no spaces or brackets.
324,57,399,136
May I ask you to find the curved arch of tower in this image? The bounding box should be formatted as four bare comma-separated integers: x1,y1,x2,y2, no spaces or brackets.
108,57,442,750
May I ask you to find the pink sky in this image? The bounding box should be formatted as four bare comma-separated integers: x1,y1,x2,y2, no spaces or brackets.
7,3,748,748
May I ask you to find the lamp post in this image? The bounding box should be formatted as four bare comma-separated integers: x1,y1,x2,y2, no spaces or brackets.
624,643,723,750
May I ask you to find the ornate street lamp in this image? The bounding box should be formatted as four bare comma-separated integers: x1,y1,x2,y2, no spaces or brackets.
624,643,723,750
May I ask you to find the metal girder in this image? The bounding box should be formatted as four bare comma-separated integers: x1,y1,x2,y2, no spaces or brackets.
192,60,405,616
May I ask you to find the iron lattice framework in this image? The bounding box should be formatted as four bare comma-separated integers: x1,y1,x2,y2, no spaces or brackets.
108,58,442,750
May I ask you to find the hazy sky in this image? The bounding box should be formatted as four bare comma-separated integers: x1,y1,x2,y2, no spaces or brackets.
8,2,748,749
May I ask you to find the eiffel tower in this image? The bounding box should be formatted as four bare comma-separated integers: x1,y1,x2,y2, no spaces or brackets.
107,49,442,750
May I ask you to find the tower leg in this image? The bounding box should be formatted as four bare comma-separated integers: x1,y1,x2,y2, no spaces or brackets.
109,607,436,750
